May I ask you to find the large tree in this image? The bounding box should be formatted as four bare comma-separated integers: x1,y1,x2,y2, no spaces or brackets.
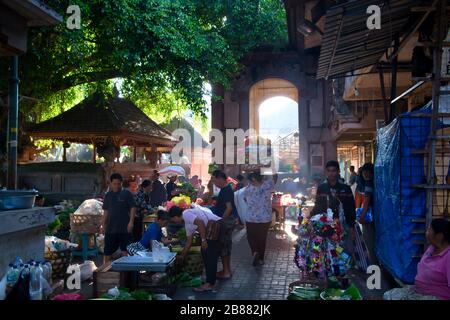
0,0,287,123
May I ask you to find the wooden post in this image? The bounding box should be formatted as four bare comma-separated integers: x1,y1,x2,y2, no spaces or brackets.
92,141,97,164
7,56,19,189
133,143,137,162
378,64,390,124
390,34,399,123
62,142,67,162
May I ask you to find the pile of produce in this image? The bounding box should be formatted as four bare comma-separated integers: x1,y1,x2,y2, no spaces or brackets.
100,287,153,300
319,284,362,300
48,200,79,237
166,195,192,210
168,272,202,287
294,209,350,278
287,284,321,300
175,182,198,202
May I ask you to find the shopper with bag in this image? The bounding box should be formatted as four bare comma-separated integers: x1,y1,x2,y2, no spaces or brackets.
244,171,277,266
168,205,223,292
357,163,377,265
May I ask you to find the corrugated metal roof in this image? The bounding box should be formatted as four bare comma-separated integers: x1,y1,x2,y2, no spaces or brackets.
317,0,419,79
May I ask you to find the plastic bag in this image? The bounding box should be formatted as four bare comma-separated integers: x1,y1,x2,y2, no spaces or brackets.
45,236,78,252
107,287,120,299
96,234,105,254
356,207,373,223
73,199,103,216
79,261,97,281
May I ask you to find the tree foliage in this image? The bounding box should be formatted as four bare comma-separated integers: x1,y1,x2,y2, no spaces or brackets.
0,0,287,123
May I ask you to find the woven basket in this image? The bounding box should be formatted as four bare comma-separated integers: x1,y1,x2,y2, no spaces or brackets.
44,249,72,281
70,214,102,233
182,253,203,276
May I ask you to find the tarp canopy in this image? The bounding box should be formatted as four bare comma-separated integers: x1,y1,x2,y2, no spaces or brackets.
374,103,431,283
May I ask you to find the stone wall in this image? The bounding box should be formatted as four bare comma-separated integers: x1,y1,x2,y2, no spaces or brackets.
211,49,336,178
0,207,54,279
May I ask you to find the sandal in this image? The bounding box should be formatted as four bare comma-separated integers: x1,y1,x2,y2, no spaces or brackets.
193,284,214,292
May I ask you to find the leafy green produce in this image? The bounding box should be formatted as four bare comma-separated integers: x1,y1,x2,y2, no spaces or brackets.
131,289,151,300
46,217,62,236
177,229,187,241
181,278,202,288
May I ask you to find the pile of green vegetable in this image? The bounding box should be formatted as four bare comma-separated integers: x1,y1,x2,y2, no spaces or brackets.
100,288,153,300
168,272,202,287
287,285,321,300
320,284,362,300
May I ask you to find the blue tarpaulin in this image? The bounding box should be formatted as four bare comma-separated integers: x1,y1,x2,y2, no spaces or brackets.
374,103,432,284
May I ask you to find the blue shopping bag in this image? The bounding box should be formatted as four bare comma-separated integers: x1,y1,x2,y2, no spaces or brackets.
356,207,373,223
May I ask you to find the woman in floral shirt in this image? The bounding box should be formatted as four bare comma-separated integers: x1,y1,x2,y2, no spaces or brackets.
244,171,277,266
133,180,152,241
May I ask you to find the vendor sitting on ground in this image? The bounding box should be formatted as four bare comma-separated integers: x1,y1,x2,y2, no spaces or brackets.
127,210,172,255
384,218,450,300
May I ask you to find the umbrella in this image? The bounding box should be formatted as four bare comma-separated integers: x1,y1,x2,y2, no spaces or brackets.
159,165,186,176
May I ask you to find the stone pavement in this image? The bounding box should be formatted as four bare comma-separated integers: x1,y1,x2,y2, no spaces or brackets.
173,219,391,300
69,219,390,300
173,222,301,300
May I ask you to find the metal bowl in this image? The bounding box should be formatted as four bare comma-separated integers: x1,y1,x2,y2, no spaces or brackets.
0,190,38,211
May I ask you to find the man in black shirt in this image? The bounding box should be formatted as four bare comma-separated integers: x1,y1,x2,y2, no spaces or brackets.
150,170,167,207
165,174,178,201
311,160,356,239
211,170,235,279
102,173,137,264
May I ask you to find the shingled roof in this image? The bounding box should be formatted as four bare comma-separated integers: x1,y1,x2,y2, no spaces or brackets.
29,93,177,147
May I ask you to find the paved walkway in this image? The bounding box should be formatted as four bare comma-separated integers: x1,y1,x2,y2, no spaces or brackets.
174,219,390,300
70,219,389,300
174,222,301,300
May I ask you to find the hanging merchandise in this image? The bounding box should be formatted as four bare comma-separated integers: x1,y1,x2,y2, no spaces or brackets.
294,209,350,279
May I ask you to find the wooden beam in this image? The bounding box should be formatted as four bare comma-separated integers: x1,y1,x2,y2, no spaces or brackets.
411,5,450,12
390,0,439,62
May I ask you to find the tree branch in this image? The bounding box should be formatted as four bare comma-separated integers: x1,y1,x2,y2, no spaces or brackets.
51,70,124,92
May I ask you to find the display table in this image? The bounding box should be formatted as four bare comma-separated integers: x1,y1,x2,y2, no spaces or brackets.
0,207,55,278
111,253,177,292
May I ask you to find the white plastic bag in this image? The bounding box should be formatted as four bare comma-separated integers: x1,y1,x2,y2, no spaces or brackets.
73,199,103,216
107,286,120,299
234,187,248,223
79,261,97,281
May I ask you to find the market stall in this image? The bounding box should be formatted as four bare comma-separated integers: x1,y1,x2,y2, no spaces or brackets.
289,208,362,300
